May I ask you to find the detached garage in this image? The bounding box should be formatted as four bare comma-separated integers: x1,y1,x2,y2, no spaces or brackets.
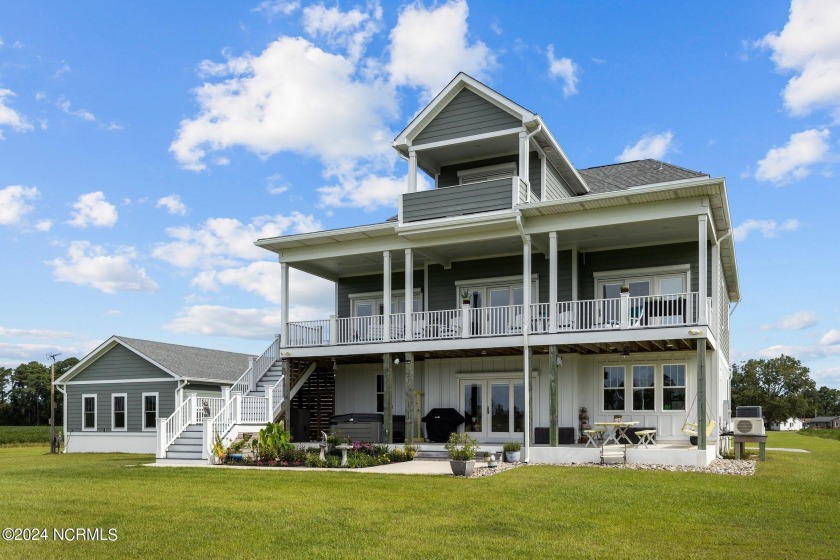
54,335,252,453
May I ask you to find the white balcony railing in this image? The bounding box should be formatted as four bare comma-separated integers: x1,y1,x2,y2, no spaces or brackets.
284,292,703,348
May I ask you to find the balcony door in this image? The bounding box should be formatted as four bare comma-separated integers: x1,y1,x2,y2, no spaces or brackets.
458,281,535,336
461,378,525,440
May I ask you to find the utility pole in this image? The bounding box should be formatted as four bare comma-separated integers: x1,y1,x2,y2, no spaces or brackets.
48,353,61,454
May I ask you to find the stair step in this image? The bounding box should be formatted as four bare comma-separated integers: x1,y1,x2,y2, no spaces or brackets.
167,451,203,460
169,442,203,452
183,424,204,432
176,431,203,441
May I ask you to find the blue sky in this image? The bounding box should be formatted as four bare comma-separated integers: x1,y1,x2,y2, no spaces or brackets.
1,1,838,388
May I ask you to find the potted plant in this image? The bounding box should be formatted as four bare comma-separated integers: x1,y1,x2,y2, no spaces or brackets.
445,432,478,476
486,451,498,468
503,441,521,463
459,288,470,305
620,284,630,294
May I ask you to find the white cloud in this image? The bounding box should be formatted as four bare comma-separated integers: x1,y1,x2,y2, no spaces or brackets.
760,310,818,330
164,305,283,339
387,0,496,98
821,329,840,346
156,194,188,216
546,45,579,97
811,366,840,387
266,173,289,195
616,131,674,162
57,97,96,122
755,128,830,183
68,191,118,228
35,219,52,232
0,185,39,225
759,0,840,120
0,89,33,137
48,241,158,294
0,341,92,367
170,36,396,171
153,212,321,269
753,343,840,362
733,218,799,242
302,1,382,62
253,0,300,21
318,171,430,211
0,326,75,339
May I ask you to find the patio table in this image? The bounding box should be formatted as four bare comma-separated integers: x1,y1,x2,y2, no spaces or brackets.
594,421,639,446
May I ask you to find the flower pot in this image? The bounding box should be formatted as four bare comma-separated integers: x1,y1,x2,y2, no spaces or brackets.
505,451,520,463
449,459,475,477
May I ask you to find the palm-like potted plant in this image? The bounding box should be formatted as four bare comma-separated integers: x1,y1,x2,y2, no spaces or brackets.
503,441,521,462
445,431,478,476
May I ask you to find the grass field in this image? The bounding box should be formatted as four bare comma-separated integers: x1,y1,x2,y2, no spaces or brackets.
0,432,837,560
0,425,56,446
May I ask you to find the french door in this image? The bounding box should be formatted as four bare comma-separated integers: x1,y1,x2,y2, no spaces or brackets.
461,378,526,440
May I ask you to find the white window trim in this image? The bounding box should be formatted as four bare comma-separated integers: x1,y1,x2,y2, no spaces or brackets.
598,362,690,414
454,275,539,307
111,393,127,431
82,394,97,431
593,265,691,280
600,365,626,413
661,363,687,412
142,392,159,432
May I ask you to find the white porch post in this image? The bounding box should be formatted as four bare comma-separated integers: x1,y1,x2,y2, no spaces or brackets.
523,235,532,462
549,232,558,332
248,357,256,391
280,262,289,348
571,248,578,301
408,151,417,193
698,215,708,324
697,341,707,451
711,241,720,332
265,386,273,421
519,132,529,201
383,250,391,342
404,248,413,341
156,418,165,459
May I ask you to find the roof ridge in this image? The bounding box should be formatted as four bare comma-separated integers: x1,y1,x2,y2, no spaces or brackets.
115,335,253,357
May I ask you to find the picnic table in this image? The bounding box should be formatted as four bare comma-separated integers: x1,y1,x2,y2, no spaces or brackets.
594,421,640,446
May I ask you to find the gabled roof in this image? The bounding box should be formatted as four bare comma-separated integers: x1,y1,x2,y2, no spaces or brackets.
809,416,840,422
578,159,708,194
55,335,253,385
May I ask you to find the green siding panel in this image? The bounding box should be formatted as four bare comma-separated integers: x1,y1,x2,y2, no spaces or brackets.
337,271,425,318
65,381,177,433
403,178,513,222
545,161,574,200
72,344,173,382
413,89,521,146
184,383,226,398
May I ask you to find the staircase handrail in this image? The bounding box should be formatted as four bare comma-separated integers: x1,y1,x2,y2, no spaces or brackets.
162,394,195,451
268,374,285,417
231,335,281,395
204,393,271,457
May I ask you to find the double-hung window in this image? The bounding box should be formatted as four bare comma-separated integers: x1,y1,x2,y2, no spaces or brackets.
632,365,655,411
112,394,127,431
662,364,686,411
82,394,97,431
375,374,384,413
142,393,158,431
603,366,625,411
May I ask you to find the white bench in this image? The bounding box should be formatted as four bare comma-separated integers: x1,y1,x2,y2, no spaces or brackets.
635,429,657,448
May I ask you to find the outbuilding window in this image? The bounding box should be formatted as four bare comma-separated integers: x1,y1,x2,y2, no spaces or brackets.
142,393,158,431
82,394,97,431
112,394,127,431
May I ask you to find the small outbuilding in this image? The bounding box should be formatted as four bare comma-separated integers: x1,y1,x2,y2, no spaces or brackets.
805,416,840,429
54,335,252,453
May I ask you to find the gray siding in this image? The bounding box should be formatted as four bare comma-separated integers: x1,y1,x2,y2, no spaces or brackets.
545,161,574,200
65,380,177,433
578,242,712,299
438,154,517,188
72,344,173,382
413,88,521,146
529,152,541,201
337,271,425,318
403,178,512,222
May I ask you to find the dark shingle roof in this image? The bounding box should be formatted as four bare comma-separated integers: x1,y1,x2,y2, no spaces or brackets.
116,336,253,383
578,159,708,194
809,416,840,423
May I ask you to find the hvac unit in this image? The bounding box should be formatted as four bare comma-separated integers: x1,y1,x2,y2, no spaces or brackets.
733,418,765,436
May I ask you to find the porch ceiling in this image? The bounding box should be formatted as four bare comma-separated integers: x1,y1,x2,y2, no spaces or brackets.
415,134,519,174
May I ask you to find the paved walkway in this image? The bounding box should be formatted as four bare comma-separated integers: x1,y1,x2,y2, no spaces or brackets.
764,447,811,453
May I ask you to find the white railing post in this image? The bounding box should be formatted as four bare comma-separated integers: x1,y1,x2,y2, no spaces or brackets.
222,387,231,403
280,262,289,349
461,305,470,338
234,394,242,425
329,315,337,345
156,418,165,459
619,292,629,329
189,394,197,424
248,357,257,392
383,250,391,342
266,386,273,421
549,232,558,333
202,417,211,461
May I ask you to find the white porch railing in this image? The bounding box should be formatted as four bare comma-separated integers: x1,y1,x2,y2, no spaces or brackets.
157,394,225,458
232,335,280,394
205,393,270,457
284,292,703,347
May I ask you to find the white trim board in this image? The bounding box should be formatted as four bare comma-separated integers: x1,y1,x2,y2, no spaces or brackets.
63,378,177,385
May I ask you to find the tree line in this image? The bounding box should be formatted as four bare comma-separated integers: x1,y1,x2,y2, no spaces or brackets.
0,358,78,425
732,355,840,424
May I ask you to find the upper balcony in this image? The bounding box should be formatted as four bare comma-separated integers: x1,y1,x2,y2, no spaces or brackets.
284,292,712,349
401,176,528,223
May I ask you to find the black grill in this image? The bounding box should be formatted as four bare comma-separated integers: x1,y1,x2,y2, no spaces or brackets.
421,408,465,443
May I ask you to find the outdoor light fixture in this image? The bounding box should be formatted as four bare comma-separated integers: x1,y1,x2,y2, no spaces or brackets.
393,357,400,364
556,355,563,367
687,329,703,336
620,345,631,359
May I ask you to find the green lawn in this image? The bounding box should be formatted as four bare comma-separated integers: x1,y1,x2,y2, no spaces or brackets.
0,432,837,559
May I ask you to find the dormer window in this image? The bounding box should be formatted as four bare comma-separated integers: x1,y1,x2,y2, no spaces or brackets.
456,162,517,185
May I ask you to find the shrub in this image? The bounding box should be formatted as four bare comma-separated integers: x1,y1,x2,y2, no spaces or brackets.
305,454,327,468
445,432,478,461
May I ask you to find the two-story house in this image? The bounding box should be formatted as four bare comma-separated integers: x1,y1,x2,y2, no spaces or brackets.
152,73,738,467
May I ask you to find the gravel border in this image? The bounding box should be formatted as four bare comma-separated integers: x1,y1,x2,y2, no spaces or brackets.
467,458,755,477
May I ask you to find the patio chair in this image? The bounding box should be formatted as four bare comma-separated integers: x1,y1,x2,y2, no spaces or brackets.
412,318,427,339
557,310,576,330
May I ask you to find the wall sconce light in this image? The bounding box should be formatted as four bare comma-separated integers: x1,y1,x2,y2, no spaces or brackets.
393,356,411,365
620,345,631,359
687,329,703,336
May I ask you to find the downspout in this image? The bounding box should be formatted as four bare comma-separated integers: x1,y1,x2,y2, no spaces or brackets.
516,213,531,463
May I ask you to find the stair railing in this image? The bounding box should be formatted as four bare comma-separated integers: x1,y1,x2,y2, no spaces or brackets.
231,335,281,395
157,394,196,458
203,393,270,461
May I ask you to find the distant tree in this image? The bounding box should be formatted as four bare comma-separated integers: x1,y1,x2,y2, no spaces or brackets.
731,355,816,425
0,367,12,424
9,362,51,425
812,386,840,417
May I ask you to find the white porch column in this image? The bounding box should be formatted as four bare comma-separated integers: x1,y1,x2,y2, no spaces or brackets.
404,248,413,341
697,341,707,451
280,262,290,348
711,241,720,332
698,215,708,324
549,232,558,332
523,235,532,462
408,151,417,193
383,250,391,342
519,132,529,200
248,357,256,391
571,248,578,301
